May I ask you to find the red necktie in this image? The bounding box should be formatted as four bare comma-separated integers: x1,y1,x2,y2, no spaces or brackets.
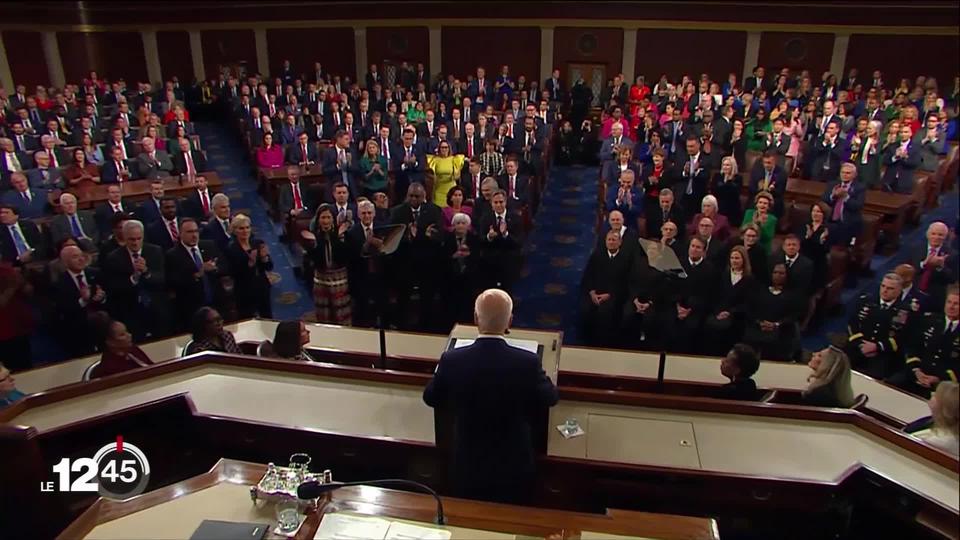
200,190,210,214
186,152,195,176
167,220,179,241
49,150,57,167
467,140,474,157
292,183,303,209
381,139,388,157
509,176,515,198
302,144,308,161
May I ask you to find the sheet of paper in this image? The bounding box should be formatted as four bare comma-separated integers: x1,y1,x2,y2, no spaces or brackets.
384,521,452,540
453,338,539,355
313,514,391,540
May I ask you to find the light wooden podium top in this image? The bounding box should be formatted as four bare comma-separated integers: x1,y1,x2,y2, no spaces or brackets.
62,459,719,540
14,320,928,424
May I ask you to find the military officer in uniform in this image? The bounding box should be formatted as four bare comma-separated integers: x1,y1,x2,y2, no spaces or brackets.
845,273,909,378
887,286,959,397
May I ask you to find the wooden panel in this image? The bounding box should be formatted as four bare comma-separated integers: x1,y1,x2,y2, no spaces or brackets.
366,26,429,68
2,31,48,88
57,31,147,83
758,32,835,78
156,31,193,82
200,29,257,79
554,27,623,86
265,27,354,82
844,34,960,91
635,29,746,82
440,27,540,83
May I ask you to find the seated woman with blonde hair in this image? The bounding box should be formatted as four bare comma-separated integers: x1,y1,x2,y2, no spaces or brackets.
910,382,959,456
802,346,855,408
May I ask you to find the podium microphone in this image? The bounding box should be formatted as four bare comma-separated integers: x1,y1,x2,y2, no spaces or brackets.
297,479,446,525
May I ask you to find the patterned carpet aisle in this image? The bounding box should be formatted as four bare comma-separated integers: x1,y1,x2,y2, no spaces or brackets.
512,166,600,345
196,122,316,321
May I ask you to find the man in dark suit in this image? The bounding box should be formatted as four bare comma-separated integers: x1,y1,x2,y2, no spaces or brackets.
50,192,99,247
93,184,131,238
887,287,959,397
8,123,39,152
0,138,30,186
644,188,685,241
0,204,45,265
201,193,232,251
771,234,814,295
181,175,216,222
749,152,788,217
912,221,958,312
146,197,181,253
102,219,170,341
165,218,225,330
497,158,530,207
2,172,49,219
468,67,493,107
743,66,771,95
581,229,633,346
388,183,444,330
460,158,485,202
821,163,865,246
321,131,360,199
104,128,136,161
882,123,922,194
673,136,711,215
392,129,426,199
691,216,727,265
101,146,134,184
598,122,635,164
544,69,564,103
665,236,717,353
53,245,107,357
284,132,319,167
661,107,687,158
171,138,208,176
810,121,847,182
423,288,558,503
512,116,544,176
477,190,523,293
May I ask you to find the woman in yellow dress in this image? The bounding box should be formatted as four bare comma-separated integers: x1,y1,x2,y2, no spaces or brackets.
426,142,465,207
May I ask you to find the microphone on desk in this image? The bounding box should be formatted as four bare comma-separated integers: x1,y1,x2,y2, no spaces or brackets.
296,479,446,525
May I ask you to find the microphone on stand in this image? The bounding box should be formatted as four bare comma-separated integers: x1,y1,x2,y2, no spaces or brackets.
297,479,445,525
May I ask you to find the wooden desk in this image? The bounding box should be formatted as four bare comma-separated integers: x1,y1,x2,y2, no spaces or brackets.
13,320,929,425
68,173,223,210
3,355,956,540
61,459,718,540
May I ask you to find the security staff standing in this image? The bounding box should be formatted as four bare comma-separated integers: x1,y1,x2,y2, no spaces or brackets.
423,289,558,504
887,286,959,397
846,273,909,378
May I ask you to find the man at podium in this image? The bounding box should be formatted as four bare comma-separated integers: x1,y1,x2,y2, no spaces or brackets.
423,289,558,504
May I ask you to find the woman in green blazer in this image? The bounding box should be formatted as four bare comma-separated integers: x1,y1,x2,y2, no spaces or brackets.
359,139,389,197
741,191,778,254
745,108,772,153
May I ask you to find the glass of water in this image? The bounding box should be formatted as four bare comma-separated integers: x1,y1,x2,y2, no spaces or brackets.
275,500,300,533
563,418,579,437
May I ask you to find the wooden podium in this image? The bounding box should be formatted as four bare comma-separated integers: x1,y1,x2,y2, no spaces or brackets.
60,459,719,540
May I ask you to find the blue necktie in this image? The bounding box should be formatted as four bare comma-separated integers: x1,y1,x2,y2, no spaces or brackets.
70,215,83,238
10,225,29,256
191,247,213,304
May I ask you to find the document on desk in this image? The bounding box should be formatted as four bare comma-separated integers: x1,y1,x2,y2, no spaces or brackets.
313,514,451,540
313,514,391,539
453,338,540,355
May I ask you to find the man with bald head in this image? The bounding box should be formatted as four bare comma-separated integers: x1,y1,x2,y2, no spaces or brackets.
53,244,106,356
424,288,558,504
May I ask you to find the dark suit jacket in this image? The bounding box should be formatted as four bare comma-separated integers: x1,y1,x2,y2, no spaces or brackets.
882,140,922,193
770,251,815,294
644,204,685,240
0,150,30,183
201,217,232,251
50,211,99,246
102,243,166,321
390,202,444,270
391,145,426,185
171,150,208,175
321,146,360,196
53,268,106,325
100,159,132,184
496,173,531,206
147,219,181,253
423,337,558,492
165,240,224,317
284,142,319,166
0,220,45,263
2,189,49,219
821,180,865,228
181,190,216,221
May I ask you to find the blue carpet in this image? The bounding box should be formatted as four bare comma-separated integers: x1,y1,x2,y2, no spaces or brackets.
195,122,316,321
512,166,599,344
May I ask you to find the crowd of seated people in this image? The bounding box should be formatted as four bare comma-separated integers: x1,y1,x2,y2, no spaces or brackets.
581,65,959,371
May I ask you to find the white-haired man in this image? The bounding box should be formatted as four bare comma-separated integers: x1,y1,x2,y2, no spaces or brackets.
50,192,99,246
423,288,558,504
